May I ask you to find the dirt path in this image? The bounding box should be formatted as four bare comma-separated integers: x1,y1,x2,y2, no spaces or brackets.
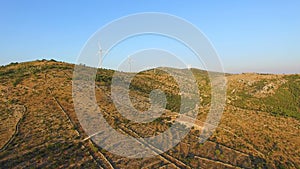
51,91,114,169
0,105,26,152
47,71,114,169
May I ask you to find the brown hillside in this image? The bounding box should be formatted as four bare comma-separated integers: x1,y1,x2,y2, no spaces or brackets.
0,60,299,168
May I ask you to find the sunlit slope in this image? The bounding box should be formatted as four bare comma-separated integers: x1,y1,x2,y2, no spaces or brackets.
0,60,299,168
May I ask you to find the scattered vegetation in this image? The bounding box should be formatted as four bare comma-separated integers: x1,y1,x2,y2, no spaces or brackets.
0,60,299,169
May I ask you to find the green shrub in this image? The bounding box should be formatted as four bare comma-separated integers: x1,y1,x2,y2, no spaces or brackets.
13,77,22,87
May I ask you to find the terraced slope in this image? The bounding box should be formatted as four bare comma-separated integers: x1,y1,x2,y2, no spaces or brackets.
0,60,299,168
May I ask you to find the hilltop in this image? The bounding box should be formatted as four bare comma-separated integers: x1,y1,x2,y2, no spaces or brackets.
0,60,299,168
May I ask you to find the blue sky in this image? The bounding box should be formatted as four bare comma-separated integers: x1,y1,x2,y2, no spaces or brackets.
0,0,299,73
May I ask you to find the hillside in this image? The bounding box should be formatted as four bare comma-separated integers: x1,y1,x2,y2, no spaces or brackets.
0,60,299,169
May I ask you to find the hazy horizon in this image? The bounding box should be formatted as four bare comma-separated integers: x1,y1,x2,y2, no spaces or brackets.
2,58,299,76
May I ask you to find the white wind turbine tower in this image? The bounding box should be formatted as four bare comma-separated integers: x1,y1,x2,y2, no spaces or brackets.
97,42,106,68
128,56,132,72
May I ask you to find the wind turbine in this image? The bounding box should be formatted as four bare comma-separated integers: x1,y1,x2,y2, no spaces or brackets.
128,56,132,72
97,42,106,68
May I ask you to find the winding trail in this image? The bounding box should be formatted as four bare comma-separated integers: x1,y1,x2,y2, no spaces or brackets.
47,72,114,169
0,105,26,152
70,71,258,168
50,91,114,169
92,85,253,168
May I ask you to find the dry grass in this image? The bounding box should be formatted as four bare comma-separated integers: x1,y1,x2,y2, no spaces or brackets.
0,60,299,168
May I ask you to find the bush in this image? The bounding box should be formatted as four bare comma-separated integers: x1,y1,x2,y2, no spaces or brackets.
50,59,57,62
215,149,221,156
0,69,15,77
95,74,112,84
9,62,18,66
13,77,22,87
